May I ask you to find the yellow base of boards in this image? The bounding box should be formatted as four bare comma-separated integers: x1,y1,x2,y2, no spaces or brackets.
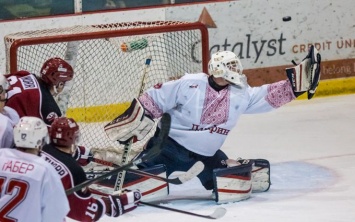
297,77,355,100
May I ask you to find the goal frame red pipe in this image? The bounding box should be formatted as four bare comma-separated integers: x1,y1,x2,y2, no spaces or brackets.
9,21,209,74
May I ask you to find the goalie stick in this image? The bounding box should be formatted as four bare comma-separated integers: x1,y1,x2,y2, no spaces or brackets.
114,56,153,192
89,158,204,185
113,139,132,192
139,201,227,220
66,113,171,195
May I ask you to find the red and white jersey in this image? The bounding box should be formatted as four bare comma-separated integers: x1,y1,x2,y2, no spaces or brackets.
0,106,19,148
0,148,69,222
5,71,62,126
139,73,295,156
42,144,106,222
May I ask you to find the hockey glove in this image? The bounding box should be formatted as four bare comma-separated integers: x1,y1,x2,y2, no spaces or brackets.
73,145,93,166
285,45,321,99
102,190,142,217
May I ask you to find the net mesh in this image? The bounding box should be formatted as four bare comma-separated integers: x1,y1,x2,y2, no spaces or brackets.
5,21,207,159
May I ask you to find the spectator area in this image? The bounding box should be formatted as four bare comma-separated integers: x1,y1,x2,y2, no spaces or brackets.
0,0,219,20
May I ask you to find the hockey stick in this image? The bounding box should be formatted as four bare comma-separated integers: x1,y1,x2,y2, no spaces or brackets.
139,55,152,95
113,139,131,192
114,56,152,192
139,201,227,220
89,158,204,185
66,113,171,195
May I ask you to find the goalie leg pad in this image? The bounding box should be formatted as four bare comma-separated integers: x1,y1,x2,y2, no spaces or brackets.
86,164,168,202
252,159,271,192
104,98,155,143
122,164,169,202
91,147,125,166
225,158,271,192
213,162,252,204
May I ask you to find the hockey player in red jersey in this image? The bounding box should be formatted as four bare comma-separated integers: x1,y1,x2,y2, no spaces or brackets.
41,116,141,221
5,57,73,126
0,74,19,148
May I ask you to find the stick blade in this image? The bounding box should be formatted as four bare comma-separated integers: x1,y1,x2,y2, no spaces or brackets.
209,207,227,219
178,161,204,183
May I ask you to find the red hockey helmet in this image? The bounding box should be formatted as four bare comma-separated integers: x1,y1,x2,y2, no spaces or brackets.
50,117,80,147
40,57,74,86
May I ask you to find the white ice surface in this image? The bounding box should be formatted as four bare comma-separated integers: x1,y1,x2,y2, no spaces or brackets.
67,94,355,222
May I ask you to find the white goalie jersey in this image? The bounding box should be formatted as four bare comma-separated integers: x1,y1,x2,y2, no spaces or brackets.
139,73,295,156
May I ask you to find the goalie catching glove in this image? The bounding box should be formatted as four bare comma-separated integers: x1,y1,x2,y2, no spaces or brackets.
104,98,155,144
286,45,321,99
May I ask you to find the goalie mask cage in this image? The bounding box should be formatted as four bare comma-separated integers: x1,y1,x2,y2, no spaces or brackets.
5,21,209,155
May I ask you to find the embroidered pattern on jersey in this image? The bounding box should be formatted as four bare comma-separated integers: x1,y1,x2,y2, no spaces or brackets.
139,94,163,119
200,85,230,125
19,75,38,90
265,80,295,108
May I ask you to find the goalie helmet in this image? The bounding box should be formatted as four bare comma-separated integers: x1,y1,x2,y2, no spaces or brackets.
50,117,80,147
40,57,74,86
13,117,50,149
208,51,244,86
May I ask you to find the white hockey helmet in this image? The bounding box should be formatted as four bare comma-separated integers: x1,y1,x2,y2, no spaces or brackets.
0,74,9,95
208,51,244,86
14,117,50,149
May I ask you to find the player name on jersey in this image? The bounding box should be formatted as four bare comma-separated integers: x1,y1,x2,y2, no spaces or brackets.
19,74,38,90
42,156,68,177
191,124,230,135
1,160,35,174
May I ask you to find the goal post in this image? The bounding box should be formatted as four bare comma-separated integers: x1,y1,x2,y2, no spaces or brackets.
4,21,210,156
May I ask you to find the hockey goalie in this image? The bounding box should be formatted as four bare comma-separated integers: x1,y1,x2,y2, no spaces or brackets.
95,45,321,204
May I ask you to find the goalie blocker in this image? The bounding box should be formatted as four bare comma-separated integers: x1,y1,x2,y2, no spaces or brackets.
104,98,155,144
213,159,270,204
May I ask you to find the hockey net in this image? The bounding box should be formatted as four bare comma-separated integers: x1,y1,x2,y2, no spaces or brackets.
5,21,209,162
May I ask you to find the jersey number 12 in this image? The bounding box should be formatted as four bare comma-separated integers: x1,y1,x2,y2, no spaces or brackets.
0,177,29,222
